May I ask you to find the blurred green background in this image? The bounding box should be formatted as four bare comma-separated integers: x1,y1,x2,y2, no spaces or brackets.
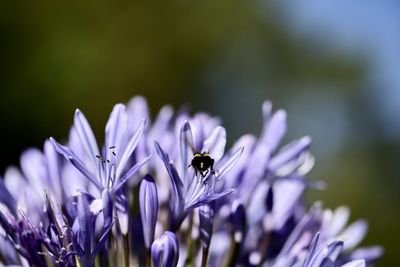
0,1,398,266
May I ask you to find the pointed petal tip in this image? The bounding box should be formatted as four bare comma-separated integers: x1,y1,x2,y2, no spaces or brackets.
301,135,312,145
276,109,287,119
114,103,126,109
262,100,272,109
143,173,154,182
183,120,191,130
154,141,161,151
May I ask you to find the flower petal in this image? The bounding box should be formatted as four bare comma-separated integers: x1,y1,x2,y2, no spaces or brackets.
105,104,127,162
199,203,214,248
350,246,383,263
74,109,100,166
44,139,63,200
202,126,226,161
308,240,344,267
113,154,152,193
116,118,146,179
179,121,194,184
155,141,184,216
140,174,159,249
185,189,234,212
127,96,151,132
50,137,103,190
269,136,311,172
325,206,350,238
341,260,366,267
260,109,287,153
215,146,244,178
0,177,16,216
338,220,368,250
151,231,179,267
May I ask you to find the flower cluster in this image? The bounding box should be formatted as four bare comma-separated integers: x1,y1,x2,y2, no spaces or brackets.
0,96,382,267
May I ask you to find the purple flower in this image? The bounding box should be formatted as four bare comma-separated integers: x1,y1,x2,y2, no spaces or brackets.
0,195,76,267
51,104,151,234
0,96,382,267
151,231,179,267
154,121,243,230
71,195,113,267
51,104,151,193
140,174,159,249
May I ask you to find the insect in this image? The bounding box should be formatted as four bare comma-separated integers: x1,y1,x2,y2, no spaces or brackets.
188,152,215,178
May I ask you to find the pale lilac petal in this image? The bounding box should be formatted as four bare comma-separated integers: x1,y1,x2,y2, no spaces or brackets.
155,141,184,221
89,199,103,215
269,136,311,172
239,144,269,202
340,260,365,267
92,219,114,256
301,232,321,267
50,137,103,190
338,220,368,250
260,109,287,153
74,109,100,165
3,167,26,200
0,177,16,215
105,104,127,161
44,139,63,200
199,203,214,248
127,96,151,132
185,189,234,212
151,105,174,138
208,233,231,267
116,118,146,178
279,203,322,256
349,246,383,262
308,241,343,267
272,179,305,231
140,174,159,249
61,164,88,197
202,126,226,161
214,146,244,178
247,181,269,226
325,206,350,238
220,134,257,189
149,105,174,154
113,154,152,193
151,231,179,267
179,121,194,183
20,148,46,197
262,101,273,123
101,189,113,230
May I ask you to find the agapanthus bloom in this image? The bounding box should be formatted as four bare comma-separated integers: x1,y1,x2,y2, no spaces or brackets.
0,96,382,267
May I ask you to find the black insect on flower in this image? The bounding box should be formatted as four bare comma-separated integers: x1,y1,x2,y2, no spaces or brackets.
189,152,215,178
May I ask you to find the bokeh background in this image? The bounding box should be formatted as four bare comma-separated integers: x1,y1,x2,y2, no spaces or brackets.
0,1,398,266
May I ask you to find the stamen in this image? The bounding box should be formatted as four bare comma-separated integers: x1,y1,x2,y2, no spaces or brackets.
109,145,117,156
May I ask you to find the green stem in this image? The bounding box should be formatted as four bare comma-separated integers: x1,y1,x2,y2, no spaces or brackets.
201,246,209,267
76,257,82,267
185,212,195,267
223,240,240,267
109,231,117,267
146,248,152,267
257,231,271,266
124,234,130,267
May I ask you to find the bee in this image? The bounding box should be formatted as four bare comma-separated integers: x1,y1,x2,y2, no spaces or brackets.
188,152,215,178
